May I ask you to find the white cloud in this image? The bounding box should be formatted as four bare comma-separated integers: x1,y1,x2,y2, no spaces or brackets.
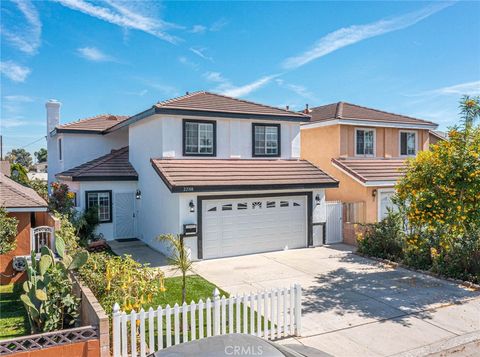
210,18,228,32
203,71,227,83
0,61,31,82
283,2,453,69
1,0,42,54
3,95,34,102
77,47,113,62
191,25,207,34
189,47,213,61
221,74,279,98
275,79,315,100
430,81,480,96
178,56,199,70
0,118,28,129
54,0,180,44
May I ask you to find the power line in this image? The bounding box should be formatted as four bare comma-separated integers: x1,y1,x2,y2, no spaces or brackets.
20,136,47,149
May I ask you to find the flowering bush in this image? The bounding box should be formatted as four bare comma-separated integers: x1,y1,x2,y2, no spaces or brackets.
49,182,75,216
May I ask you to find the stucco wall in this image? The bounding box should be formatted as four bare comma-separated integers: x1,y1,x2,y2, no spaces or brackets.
62,180,138,241
47,128,129,189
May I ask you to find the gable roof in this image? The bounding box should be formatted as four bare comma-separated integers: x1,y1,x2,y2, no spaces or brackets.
151,158,338,193
308,102,437,128
106,91,310,132
0,173,47,210
55,114,128,134
332,158,408,186
56,146,138,181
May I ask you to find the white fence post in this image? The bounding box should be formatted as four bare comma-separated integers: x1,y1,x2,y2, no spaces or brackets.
294,284,302,336
112,303,121,357
213,288,220,336
112,285,302,353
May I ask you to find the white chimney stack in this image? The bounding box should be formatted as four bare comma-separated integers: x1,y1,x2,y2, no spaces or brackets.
46,99,61,135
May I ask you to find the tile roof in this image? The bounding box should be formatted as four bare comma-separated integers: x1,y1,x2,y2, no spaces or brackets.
0,173,47,209
154,91,310,119
332,158,408,184
309,102,437,126
56,114,129,133
56,147,138,181
151,159,338,192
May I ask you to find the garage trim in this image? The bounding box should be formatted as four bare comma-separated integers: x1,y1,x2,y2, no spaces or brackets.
197,191,313,259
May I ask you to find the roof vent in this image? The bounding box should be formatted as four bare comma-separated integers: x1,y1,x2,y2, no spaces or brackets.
286,105,290,111
106,115,118,121
304,104,310,114
186,91,189,95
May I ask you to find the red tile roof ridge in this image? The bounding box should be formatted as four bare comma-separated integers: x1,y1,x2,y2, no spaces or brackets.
155,91,310,117
57,113,128,128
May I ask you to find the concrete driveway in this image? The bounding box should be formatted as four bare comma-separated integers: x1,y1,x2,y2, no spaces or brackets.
193,245,480,356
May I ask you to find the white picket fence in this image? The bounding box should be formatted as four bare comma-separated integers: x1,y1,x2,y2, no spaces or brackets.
112,284,302,357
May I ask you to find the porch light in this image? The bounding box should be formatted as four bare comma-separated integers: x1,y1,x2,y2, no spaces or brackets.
315,194,321,205
189,200,195,213
372,189,377,198
135,189,142,199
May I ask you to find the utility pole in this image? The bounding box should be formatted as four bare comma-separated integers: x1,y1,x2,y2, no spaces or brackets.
0,135,3,160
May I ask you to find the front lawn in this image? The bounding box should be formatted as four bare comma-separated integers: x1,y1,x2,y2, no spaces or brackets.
0,284,29,340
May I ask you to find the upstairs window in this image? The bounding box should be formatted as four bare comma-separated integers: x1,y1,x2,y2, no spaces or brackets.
58,138,63,160
183,120,216,156
86,191,112,223
400,131,417,156
253,123,280,157
355,129,375,156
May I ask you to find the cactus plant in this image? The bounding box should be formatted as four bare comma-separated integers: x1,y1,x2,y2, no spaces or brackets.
21,236,88,333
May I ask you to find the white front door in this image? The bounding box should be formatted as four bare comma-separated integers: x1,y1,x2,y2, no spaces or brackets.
378,189,396,221
114,192,136,239
202,195,307,259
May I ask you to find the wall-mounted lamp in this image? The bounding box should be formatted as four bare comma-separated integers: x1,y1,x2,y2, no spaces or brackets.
315,194,321,205
372,189,377,198
135,189,142,200
189,200,195,213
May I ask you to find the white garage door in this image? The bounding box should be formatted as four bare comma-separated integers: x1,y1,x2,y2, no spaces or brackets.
202,195,307,259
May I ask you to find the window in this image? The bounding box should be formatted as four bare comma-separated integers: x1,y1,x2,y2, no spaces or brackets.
266,201,276,208
400,131,416,156
183,120,215,156
252,123,280,157
237,203,248,210
222,204,232,211
58,138,62,160
280,201,289,207
355,129,375,156
86,191,112,223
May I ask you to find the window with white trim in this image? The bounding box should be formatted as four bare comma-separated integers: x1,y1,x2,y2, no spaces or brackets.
253,123,280,156
184,120,215,156
400,131,416,156
86,191,112,223
356,129,375,156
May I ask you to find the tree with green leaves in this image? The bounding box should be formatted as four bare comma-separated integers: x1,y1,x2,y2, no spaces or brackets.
0,207,18,255
10,163,30,187
157,234,193,304
6,148,33,169
34,148,48,163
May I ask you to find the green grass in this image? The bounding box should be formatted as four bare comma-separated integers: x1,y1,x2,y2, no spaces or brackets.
147,275,229,308
0,284,29,340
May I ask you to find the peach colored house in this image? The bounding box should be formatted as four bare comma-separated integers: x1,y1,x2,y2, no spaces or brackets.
300,102,439,244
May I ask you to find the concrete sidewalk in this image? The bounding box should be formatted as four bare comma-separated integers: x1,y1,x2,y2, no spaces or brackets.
194,245,480,356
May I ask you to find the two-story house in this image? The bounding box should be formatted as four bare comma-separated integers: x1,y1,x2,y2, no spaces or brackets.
48,92,338,260
300,102,438,244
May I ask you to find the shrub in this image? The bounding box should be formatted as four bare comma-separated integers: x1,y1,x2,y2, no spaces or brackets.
79,253,163,315
30,179,48,201
49,182,75,216
71,207,100,246
357,211,405,261
0,207,18,255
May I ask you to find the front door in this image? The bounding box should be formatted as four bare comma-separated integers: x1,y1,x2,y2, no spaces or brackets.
378,189,396,221
114,192,136,239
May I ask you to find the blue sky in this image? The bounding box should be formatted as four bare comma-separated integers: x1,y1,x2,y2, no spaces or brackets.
1,0,479,158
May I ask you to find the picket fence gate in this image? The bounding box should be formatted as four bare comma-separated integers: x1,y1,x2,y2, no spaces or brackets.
112,284,302,357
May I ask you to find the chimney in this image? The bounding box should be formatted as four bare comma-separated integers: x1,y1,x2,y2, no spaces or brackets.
286,105,290,111
304,104,309,114
46,99,61,135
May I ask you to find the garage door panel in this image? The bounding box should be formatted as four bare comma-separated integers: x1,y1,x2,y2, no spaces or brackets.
202,195,307,259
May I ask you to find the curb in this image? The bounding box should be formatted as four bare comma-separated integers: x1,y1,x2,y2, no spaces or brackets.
354,252,480,291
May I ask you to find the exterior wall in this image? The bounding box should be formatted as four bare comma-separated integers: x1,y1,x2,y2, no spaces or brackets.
47,128,129,189
62,180,138,241
13,340,100,357
129,114,301,160
1,212,31,285
340,126,430,158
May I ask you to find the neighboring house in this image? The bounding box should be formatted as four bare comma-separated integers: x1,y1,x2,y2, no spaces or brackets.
0,173,58,284
429,130,448,145
48,92,338,260
300,102,438,244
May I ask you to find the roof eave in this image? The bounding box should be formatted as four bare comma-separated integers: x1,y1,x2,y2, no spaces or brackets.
302,118,438,130
5,206,48,212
